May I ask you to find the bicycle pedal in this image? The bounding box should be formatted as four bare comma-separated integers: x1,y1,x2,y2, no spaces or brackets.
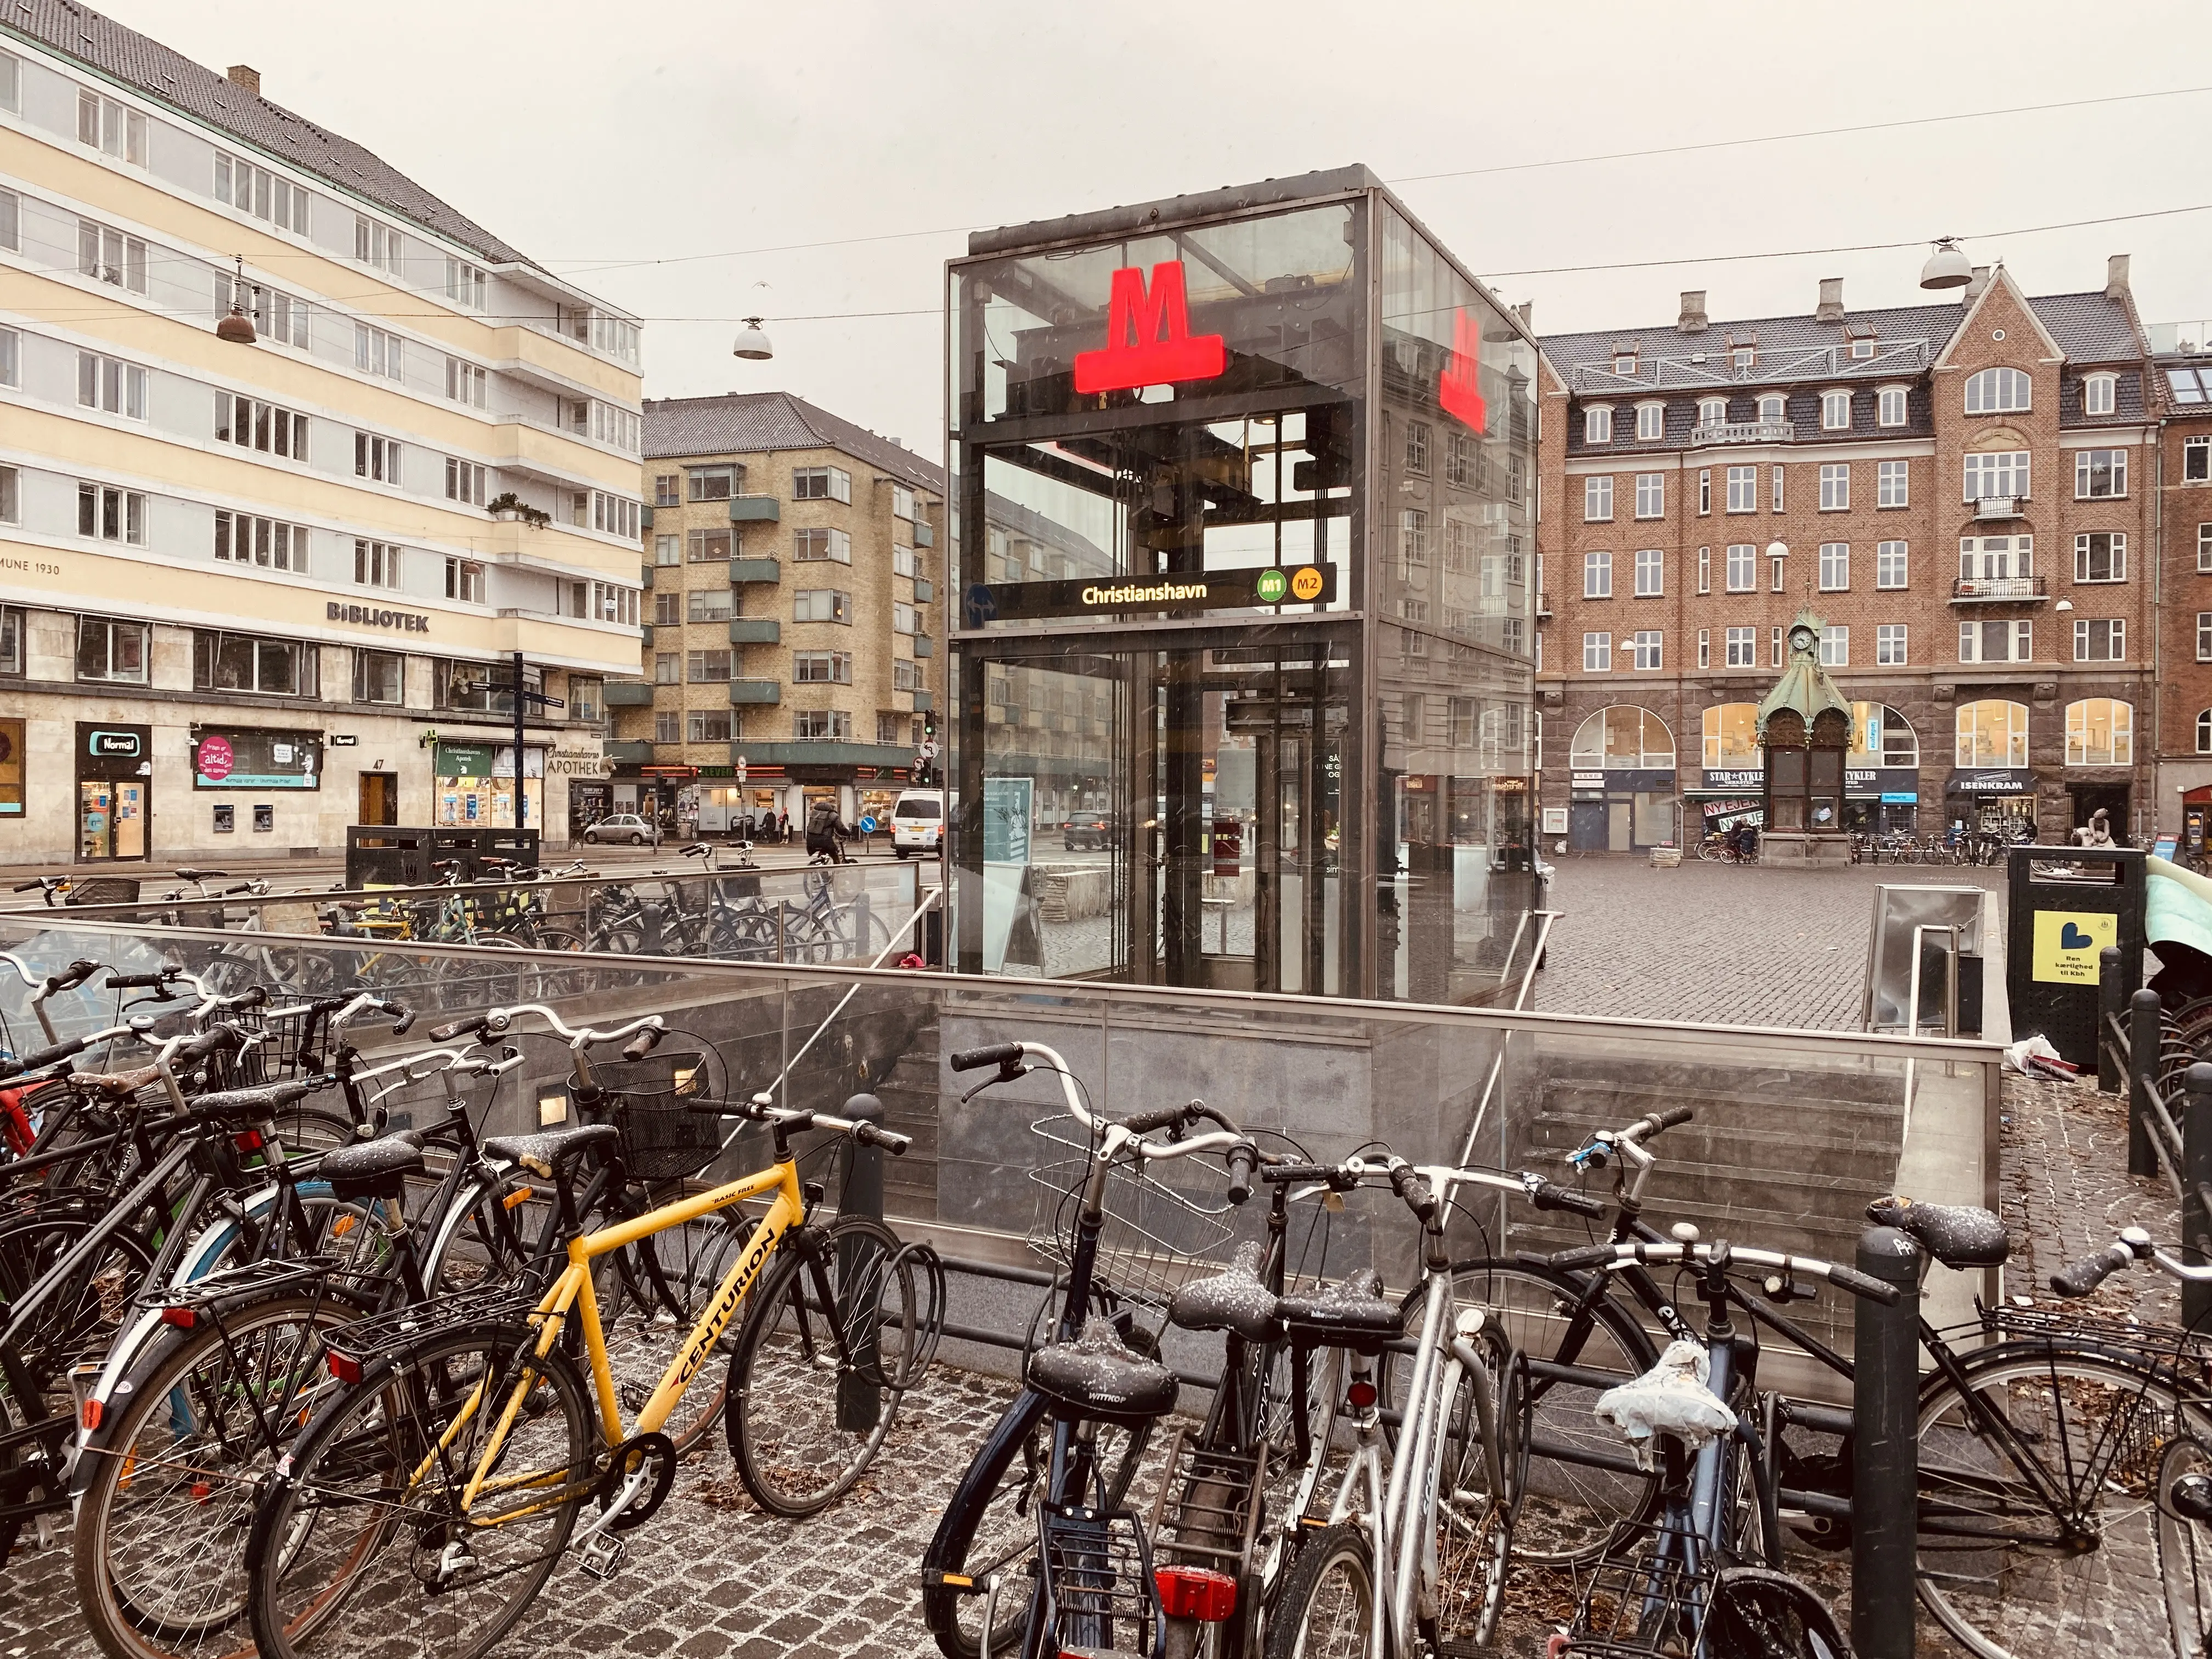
578,1531,627,1581
619,1382,648,1415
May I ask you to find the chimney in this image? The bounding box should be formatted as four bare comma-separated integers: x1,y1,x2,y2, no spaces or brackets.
2106,253,2132,302
1962,265,1991,304
1512,300,1533,331
1677,290,1708,334
225,64,260,97
1815,277,1845,324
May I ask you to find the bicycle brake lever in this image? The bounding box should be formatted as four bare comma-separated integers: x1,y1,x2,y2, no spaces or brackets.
959,1064,1025,1106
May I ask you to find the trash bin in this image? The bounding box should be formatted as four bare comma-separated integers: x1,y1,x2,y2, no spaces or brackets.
2005,844,2145,1069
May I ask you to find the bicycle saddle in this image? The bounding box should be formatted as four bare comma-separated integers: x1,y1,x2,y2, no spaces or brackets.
172,867,226,882
482,1123,618,1181
1276,1269,1404,1354
320,1130,426,1199
1026,1316,1178,1426
69,1064,162,1098
193,1081,312,1122
1865,1195,2010,1269
1168,1242,1282,1342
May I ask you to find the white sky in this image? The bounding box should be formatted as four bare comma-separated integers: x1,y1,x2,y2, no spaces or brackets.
92,0,2212,456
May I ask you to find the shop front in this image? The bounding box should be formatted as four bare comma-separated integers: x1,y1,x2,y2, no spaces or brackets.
1566,768,1677,853
1945,766,2036,836
78,721,153,862
190,725,321,848
433,742,543,830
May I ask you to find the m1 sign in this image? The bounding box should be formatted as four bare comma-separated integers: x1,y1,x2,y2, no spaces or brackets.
1073,261,1227,394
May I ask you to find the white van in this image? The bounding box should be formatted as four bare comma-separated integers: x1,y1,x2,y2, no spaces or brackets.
891,789,945,857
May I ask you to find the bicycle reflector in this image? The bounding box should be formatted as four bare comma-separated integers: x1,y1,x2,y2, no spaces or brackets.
327,1351,364,1385
79,1398,102,1431
1346,1379,1378,1408
231,1129,264,1154
159,1306,196,1329
1155,1565,1237,1622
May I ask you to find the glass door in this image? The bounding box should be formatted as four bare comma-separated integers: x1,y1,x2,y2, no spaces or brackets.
80,781,114,860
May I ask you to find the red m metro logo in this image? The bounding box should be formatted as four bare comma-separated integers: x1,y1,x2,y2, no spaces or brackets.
1073,261,1227,394
1437,307,1486,432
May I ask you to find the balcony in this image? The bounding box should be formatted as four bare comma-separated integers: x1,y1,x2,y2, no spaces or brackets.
730,740,916,770
914,520,935,548
640,623,653,647
603,682,657,707
728,681,782,706
729,496,781,524
1690,420,1796,446
913,578,935,603
605,740,653,765
727,619,781,645
1536,591,1553,619
640,563,653,590
912,690,934,712
1973,495,2028,521
912,635,934,657
1952,575,2049,603
730,558,781,584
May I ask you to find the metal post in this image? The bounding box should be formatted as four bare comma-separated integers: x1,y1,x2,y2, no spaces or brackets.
2187,1064,2212,1331
512,650,527,832
2131,988,2163,1181
1852,1224,1921,1659
837,1092,885,1432
2098,945,2125,1094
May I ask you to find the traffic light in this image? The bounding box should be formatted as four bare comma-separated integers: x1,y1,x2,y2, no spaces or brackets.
915,709,939,786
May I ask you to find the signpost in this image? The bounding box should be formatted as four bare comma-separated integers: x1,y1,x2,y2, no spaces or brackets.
461,652,565,830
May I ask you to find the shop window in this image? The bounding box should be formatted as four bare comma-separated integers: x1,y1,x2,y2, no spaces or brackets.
2065,698,2132,766
77,617,147,684
1955,698,2029,768
1850,703,1918,767
1703,703,1760,768
1570,705,1674,770
0,607,21,676
0,713,20,817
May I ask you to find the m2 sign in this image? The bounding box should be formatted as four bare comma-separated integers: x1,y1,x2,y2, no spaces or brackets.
1073,262,1226,395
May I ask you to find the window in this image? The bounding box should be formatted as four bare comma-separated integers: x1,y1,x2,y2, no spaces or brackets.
894,545,916,579
352,649,403,704
1819,462,1849,510
1725,544,1756,592
894,660,922,692
894,602,918,635
444,557,484,602
686,528,734,562
214,511,307,572
1398,510,1428,569
653,474,681,509
687,649,732,682
352,216,402,274
1959,534,2032,582
1850,337,1876,361
1697,397,1727,428
686,710,732,744
653,653,680,685
1613,353,1637,375
1630,630,1663,670
1819,625,1848,668
77,617,147,684
1956,699,2029,767
652,591,680,627
192,631,313,697
353,540,401,588
2200,523,2212,573
1633,475,1663,518
0,187,13,255
1701,703,1759,768
1725,466,1756,513
1725,625,1757,667
1771,626,1784,668
354,325,403,380
217,393,308,458
591,492,641,541
1698,470,1711,515
2187,438,2210,483
2073,619,2125,662
1821,391,1851,431
0,465,15,526
1876,540,1909,589
573,582,636,627
1958,618,2033,663
77,219,146,291
1635,403,1663,441
76,352,147,420
2200,709,2212,755
792,466,852,503
1965,367,2032,413
2066,698,2132,765
793,527,853,564
2075,448,2128,499
1771,467,1785,512
1447,431,1477,488
2074,532,2126,583
569,401,641,453
1697,629,1709,668
0,326,14,388
571,677,603,721
653,535,680,567
1583,476,1613,521
562,309,641,364
1583,550,1612,598
444,358,486,408
892,483,916,520
444,458,487,507
794,709,853,741
1582,632,1611,672
1634,549,1663,596
1819,542,1849,591
1878,386,1907,427
1770,549,1787,591
2084,374,2116,416
1876,624,1908,665
1697,546,1711,594
226,284,311,349
79,90,147,164
685,588,733,623
689,467,736,502
213,152,311,232
444,257,486,311
1732,346,1757,370
77,482,145,545
793,651,853,684
793,589,850,624
1584,407,1612,444
2202,614,2212,662
1877,459,1909,508
653,710,680,744
354,433,402,484
1758,394,1785,424
1963,451,2029,501
1404,419,1429,473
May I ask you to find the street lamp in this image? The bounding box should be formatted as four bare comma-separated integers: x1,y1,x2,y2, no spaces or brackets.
732,317,775,361
216,255,258,345
1920,239,1973,291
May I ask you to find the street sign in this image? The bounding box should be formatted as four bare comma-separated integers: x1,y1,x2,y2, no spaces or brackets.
858,815,878,834
736,754,748,785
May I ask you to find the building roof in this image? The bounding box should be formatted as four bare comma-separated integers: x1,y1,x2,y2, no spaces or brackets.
3,1,536,270
644,391,945,494
2027,292,2142,363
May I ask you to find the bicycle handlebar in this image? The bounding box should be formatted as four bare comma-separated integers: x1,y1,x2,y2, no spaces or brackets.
2047,1226,2212,1293
735,1092,913,1154
1543,1238,1901,1306
949,1042,1024,1073
429,1005,664,1049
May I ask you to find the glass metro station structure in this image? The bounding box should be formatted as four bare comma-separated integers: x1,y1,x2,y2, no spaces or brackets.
945,167,1541,1003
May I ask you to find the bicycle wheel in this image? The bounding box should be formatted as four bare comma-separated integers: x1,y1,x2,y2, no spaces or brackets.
1705,1566,1848,1659
73,1289,370,1659
1451,1257,1660,1564
2158,1431,2212,1659
1263,1519,1374,1659
418,1174,538,1299
1915,1340,2202,1658
726,1216,911,1516
0,1338,47,1570
245,1321,594,1659
0,1210,158,1399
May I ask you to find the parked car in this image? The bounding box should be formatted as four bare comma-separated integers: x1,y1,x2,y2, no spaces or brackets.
891,789,944,857
582,812,660,847
1063,810,1115,851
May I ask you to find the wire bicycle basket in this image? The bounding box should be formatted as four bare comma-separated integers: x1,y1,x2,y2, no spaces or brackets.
586,1052,724,1184
1025,1118,1235,1313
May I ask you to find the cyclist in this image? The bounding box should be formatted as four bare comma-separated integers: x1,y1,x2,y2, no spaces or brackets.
806,797,851,864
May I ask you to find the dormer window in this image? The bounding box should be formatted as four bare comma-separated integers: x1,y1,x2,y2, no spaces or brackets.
1877,386,1908,427
1635,403,1664,441
1698,397,1728,428
1847,327,1878,361
1821,390,1852,431
2084,373,2117,417
1612,352,1637,375
1584,406,1613,444
1758,395,1786,424
1730,347,1756,371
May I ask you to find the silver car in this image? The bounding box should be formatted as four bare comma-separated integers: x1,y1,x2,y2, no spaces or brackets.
582,812,660,847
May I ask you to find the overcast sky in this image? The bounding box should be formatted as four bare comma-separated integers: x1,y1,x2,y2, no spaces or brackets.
92,0,2212,454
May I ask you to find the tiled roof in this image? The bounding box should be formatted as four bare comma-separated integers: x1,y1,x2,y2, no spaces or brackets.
2027,292,2143,363
1541,302,1966,392
643,391,945,493
3,1,535,269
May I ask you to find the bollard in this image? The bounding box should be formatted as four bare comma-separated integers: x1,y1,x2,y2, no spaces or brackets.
2097,946,2124,1094
1852,1224,1921,1659
2187,1065,2212,1332
2131,989,2164,1180
837,1092,886,1432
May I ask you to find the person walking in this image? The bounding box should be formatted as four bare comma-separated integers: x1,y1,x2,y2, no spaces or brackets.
777,810,791,844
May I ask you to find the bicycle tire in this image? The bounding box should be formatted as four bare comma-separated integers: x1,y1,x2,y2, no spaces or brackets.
1263,1519,1375,1659
0,1338,46,1572
1427,1321,1518,1655
72,1287,374,1659
245,1320,594,1659
1915,1339,2204,1659
1705,1566,1849,1659
2157,1430,2212,1659
0,1209,160,1398
269,1107,360,1160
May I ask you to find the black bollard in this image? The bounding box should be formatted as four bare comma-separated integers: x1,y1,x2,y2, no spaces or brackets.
2187,1065,2212,1331
2132,989,2164,1181
2098,946,2124,1094
837,1092,886,1433
1852,1224,1921,1659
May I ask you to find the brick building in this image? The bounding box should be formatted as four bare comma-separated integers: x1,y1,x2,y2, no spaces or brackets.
1535,258,2155,851
2148,330,2212,846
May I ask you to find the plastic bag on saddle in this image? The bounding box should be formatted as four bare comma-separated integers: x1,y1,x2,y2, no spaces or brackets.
1593,1339,1737,1471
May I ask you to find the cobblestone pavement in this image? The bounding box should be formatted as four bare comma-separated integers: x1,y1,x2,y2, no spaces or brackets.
1536,854,2007,1029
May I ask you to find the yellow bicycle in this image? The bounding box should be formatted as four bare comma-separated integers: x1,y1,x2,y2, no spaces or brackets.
242,1012,938,1659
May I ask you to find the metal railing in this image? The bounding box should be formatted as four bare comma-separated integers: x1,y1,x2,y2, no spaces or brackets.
2097,949,2212,1321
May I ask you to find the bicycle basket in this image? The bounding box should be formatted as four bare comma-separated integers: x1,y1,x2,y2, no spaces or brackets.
592,1052,723,1183
1025,1119,1235,1312
67,877,140,907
